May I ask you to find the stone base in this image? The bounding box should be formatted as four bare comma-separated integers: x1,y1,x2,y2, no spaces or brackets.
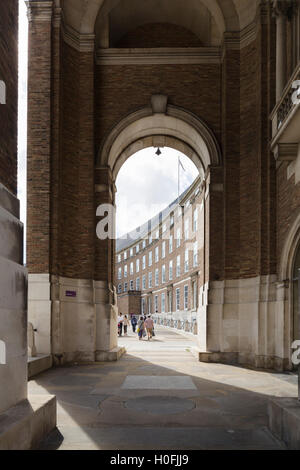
268,397,300,449
96,346,126,362
195,350,289,370
0,395,56,450
28,354,53,379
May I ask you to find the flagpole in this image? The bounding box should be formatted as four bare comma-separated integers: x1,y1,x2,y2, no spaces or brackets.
178,155,180,206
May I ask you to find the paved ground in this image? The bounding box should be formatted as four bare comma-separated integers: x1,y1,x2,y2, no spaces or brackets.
29,327,298,450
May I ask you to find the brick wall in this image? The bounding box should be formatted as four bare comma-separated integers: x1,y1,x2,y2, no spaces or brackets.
0,0,18,194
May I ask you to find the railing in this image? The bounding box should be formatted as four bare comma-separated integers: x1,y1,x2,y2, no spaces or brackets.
153,313,197,335
271,63,300,139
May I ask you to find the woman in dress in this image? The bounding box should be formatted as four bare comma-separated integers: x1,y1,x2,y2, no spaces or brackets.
137,316,145,341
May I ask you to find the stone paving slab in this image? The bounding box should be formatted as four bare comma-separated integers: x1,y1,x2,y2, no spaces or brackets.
29,326,298,450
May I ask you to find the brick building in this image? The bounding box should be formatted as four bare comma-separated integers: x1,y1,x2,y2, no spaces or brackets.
23,0,300,371
115,176,203,326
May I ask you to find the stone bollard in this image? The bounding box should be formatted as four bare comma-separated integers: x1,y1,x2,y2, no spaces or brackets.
27,322,37,358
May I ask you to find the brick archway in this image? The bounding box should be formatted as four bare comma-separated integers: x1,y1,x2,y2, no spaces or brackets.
95,102,223,353
97,103,221,179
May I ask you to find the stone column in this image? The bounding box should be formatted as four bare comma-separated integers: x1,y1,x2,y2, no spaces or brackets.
273,0,292,100
95,167,123,361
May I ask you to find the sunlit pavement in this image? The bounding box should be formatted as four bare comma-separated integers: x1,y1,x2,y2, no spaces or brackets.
29,326,298,450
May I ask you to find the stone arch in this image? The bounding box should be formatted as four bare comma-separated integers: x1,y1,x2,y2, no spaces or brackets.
97,103,221,181
279,213,300,281
278,214,300,366
62,0,240,35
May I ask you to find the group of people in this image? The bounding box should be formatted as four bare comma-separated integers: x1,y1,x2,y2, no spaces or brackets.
117,313,155,341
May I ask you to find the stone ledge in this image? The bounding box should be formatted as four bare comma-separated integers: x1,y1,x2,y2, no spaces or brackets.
192,349,239,365
28,354,53,379
95,346,126,362
268,397,300,449
0,395,56,450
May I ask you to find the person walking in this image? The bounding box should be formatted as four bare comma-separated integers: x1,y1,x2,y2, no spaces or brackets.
118,313,124,337
137,316,145,341
131,314,137,333
123,315,130,336
144,315,154,340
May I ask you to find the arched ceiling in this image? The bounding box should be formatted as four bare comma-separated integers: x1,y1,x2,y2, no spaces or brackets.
61,0,260,40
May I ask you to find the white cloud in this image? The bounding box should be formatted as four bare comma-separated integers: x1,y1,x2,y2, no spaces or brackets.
116,147,199,237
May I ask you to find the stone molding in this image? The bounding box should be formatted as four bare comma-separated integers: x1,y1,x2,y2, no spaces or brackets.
96,47,221,65
272,0,298,19
63,24,95,52
26,1,53,23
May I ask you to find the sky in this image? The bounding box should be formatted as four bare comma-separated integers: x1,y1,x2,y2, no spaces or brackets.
17,1,199,240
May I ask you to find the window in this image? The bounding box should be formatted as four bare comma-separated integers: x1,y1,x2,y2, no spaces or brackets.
130,262,134,275
176,228,181,248
169,235,173,253
142,255,146,270
149,234,152,244
148,272,152,289
130,248,133,257
136,259,140,273
176,288,180,311
168,291,172,312
162,223,167,233
118,267,122,279
193,208,198,232
130,280,134,291
136,277,140,291
124,265,128,278
148,297,152,314
155,246,159,262
193,242,198,267
142,275,146,290
176,255,181,277
142,240,146,249
169,260,173,281
155,230,159,239
117,254,121,263
185,249,189,272
124,251,127,260
149,251,152,267
184,219,189,240
162,265,166,283
155,268,159,286
184,285,188,310
154,295,158,313
192,281,197,309
141,298,146,315
136,244,139,254
161,293,166,313
170,214,174,226
118,284,122,293
124,282,128,292
162,241,166,258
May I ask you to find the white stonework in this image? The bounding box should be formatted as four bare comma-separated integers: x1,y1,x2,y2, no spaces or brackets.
0,183,56,448
199,275,291,370
28,275,123,364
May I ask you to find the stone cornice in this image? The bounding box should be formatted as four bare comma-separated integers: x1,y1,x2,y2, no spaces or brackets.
96,47,221,65
272,0,299,19
62,24,95,52
26,1,53,23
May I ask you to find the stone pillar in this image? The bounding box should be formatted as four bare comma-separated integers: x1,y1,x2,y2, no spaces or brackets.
273,0,294,100
95,167,124,361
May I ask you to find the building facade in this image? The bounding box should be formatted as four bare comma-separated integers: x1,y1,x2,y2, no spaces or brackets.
23,0,300,371
115,176,203,332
